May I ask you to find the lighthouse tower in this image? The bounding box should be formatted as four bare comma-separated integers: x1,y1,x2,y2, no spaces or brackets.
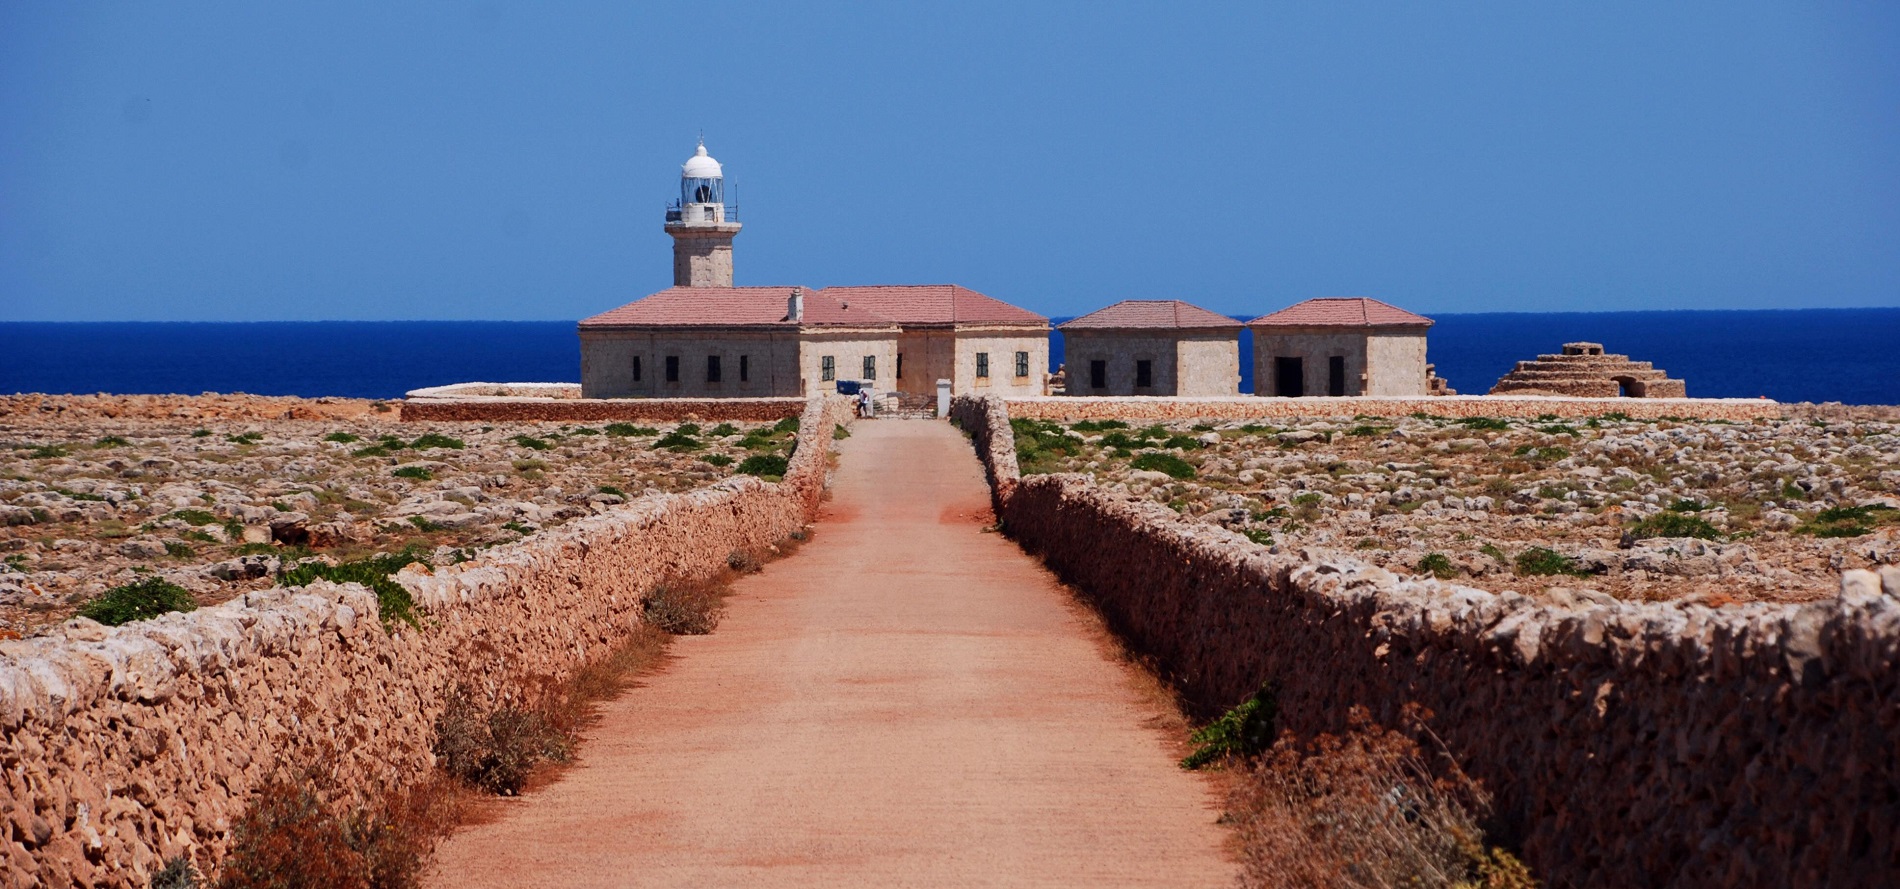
664,141,742,287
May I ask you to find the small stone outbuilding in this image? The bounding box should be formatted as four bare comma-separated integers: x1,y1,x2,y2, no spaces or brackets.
1058,300,1240,396
1489,342,1687,398
1248,298,1433,397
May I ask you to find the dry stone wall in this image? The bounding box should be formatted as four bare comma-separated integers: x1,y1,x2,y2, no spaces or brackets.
0,396,851,887
955,394,1900,888
399,395,808,423
1004,394,1780,422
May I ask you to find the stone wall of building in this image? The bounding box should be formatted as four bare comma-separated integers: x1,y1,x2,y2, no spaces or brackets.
400,395,809,423
999,394,1782,422
798,331,901,396
0,396,853,887
954,329,1049,397
1175,333,1242,396
1364,330,1431,396
953,394,1900,887
1251,328,1430,397
1060,332,1181,396
579,330,806,398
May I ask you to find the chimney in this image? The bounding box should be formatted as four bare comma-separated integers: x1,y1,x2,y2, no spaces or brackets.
788,287,804,323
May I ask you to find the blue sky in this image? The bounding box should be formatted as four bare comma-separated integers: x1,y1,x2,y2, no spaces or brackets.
2,2,1895,321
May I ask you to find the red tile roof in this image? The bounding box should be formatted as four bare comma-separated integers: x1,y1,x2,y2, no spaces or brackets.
1058,299,1241,331
1247,297,1433,328
817,285,1047,327
578,287,899,329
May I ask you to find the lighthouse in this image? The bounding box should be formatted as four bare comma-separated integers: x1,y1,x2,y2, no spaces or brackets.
664,141,742,287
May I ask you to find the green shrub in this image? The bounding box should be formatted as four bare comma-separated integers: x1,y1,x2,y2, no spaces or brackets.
571,426,599,435
1600,411,1632,422
226,432,263,445
29,444,68,459
1459,417,1510,431
94,435,130,448
1242,529,1275,546
1346,425,1385,437
772,417,800,434
1131,452,1196,479
1537,423,1579,436
170,509,220,526
604,423,658,437
1070,419,1128,432
1162,434,1202,450
655,431,703,451
190,429,212,438
280,547,429,627
1514,547,1587,577
737,454,789,479
1798,504,1898,538
322,431,359,443
1666,498,1706,513
702,454,734,467
350,444,392,458
392,466,433,480
832,425,851,440
512,435,551,451
77,577,197,626
1627,512,1721,541
409,433,465,450
674,422,701,436
597,485,625,497
707,423,739,437
1181,684,1277,770
1416,553,1457,579
164,541,195,558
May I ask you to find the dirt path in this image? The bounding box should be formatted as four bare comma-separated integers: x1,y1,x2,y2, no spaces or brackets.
426,420,1234,887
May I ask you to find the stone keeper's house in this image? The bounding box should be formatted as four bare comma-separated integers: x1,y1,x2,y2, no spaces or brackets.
1248,297,1434,397
580,143,1048,399
1057,300,1241,396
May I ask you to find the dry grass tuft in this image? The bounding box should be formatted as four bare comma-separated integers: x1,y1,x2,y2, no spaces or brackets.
1228,706,1537,889
216,771,464,889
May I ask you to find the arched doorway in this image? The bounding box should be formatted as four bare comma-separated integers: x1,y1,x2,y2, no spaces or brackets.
1613,375,1646,398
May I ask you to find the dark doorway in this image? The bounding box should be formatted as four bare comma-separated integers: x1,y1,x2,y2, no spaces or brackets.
1135,359,1153,389
1613,376,1645,397
1328,356,1347,396
1090,360,1107,389
1274,357,1304,397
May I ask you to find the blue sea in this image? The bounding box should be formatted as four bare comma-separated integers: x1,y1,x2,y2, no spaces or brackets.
3,308,1898,405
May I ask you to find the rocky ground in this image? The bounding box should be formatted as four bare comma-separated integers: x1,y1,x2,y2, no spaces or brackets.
1012,414,1900,605
0,399,801,636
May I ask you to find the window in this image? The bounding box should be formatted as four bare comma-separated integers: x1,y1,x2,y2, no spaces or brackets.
863,355,876,380
821,355,835,382
1135,359,1153,389
632,356,642,382
1090,360,1106,389
707,355,722,383
665,355,680,383
739,355,749,382
1015,351,1029,378
975,352,990,378
897,353,904,379
1328,356,1346,396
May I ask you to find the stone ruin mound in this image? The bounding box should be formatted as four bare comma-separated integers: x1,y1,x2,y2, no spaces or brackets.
1489,342,1686,398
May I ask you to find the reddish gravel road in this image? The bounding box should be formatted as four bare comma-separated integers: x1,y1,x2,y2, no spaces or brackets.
426,420,1234,887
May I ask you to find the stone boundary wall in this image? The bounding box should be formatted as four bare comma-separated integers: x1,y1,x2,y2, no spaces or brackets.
404,382,583,400
0,395,853,887
953,394,1900,888
1003,394,1781,422
399,396,808,424
947,394,1018,511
